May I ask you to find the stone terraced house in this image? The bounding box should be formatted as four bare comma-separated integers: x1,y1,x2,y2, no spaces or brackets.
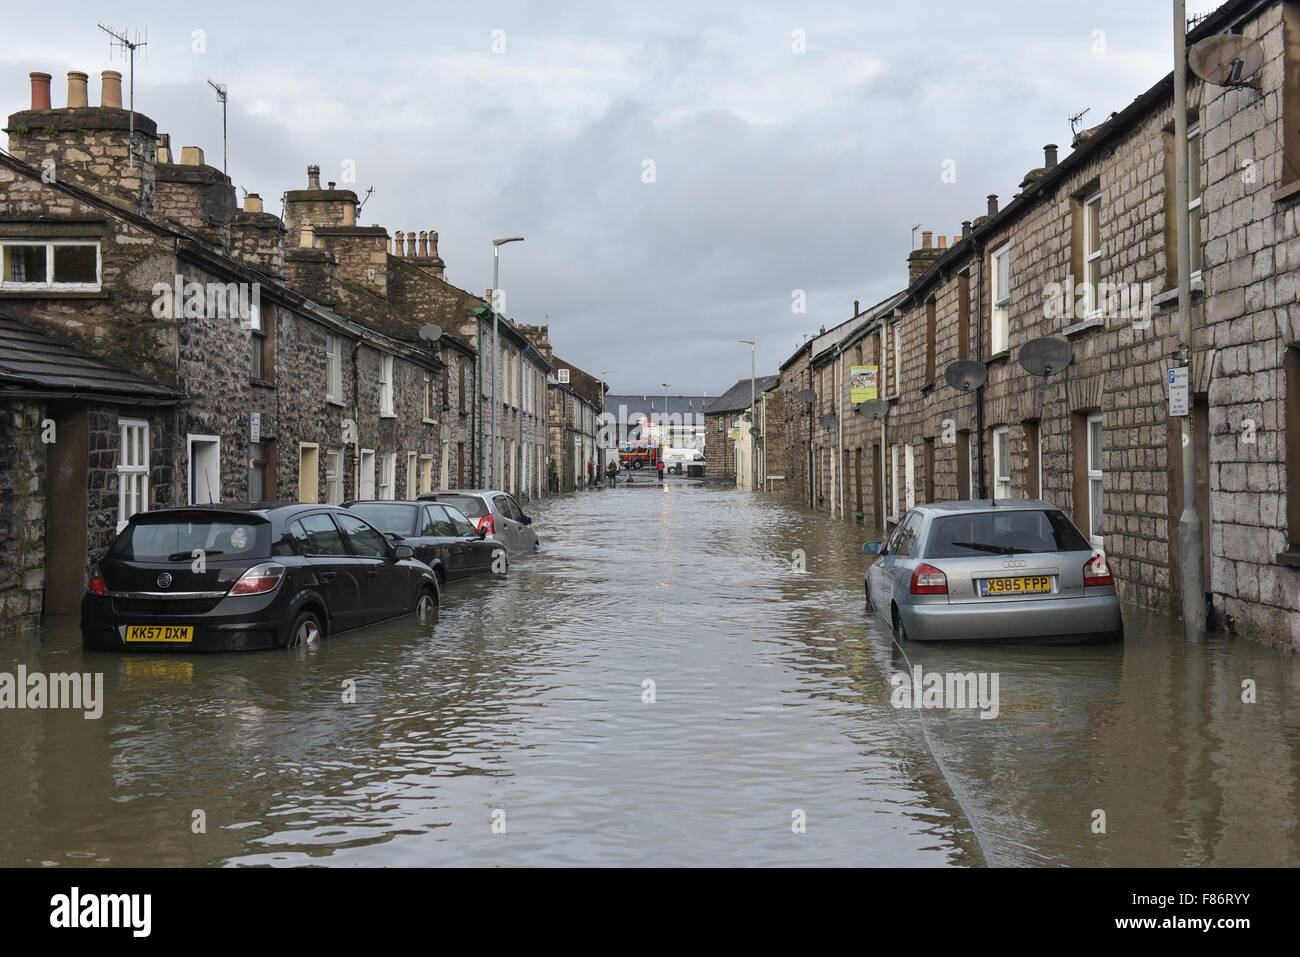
778,0,1300,649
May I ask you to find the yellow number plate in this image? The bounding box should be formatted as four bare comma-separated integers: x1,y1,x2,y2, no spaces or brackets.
978,576,1052,596
125,624,194,643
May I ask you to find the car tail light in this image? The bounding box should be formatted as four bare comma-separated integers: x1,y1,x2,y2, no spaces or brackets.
478,513,496,536
87,567,109,596
911,563,948,595
229,562,286,596
1084,553,1113,587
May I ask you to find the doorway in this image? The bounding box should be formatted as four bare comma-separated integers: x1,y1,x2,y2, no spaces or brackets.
188,434,220,504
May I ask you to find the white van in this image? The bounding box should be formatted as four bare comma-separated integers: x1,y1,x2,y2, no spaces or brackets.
662,448,705,468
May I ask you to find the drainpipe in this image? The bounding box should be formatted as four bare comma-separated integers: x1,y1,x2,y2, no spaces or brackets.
837,347,845,518
351,339,361,495
518,350,525,498
975,239,987,499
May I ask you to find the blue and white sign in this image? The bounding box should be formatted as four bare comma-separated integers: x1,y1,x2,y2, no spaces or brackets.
1168,367,1189,417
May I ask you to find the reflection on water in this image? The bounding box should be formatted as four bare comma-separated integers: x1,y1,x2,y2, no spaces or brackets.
0,485,1296,866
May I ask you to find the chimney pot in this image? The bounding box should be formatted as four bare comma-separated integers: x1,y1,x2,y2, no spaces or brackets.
987,194,999,216
327,181,335,191
962,220,972,238
244,193,263,213
1044,143,1058,167
922,230,932,249
853,299,860,315
938,235,947,250
395,230,404,254
418,230,428,257
100,70,123,108
307,165,321,189
408,233,418,256
428,230,439,259
179,146,204,166
29,72,52,110
67,71,89,108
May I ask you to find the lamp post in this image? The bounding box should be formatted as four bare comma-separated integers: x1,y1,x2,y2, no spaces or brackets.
739,339,756,491
661,383,671,452
490,237,524,489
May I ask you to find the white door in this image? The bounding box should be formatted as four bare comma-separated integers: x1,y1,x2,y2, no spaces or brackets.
188,435,220,504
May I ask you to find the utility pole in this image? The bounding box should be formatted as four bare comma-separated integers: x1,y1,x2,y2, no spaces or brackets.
1173,0,1206,641
207,79,228,176
740,340,756,491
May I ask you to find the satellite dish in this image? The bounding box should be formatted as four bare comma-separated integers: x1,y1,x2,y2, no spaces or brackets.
944,359,988,392
818,413,839,430
856,399,890,421
1189,35,1264,87
796,389,817,404
1018,336,1073,378
418,323,443,343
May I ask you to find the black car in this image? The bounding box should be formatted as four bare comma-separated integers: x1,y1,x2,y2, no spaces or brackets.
345,500,506,582
81,503,440,652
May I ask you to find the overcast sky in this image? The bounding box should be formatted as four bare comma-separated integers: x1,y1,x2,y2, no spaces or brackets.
1,1,1218,395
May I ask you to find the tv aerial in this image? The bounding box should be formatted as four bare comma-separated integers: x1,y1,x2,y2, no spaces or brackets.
944,359,988,393
1189,34,1264,88
98,23,147,170
855,399,890,421
207,79,228,176
1018,336,1073,378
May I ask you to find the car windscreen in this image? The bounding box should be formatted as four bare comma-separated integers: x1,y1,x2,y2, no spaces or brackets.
110,514,272,561
443,505,478,537
349,503,417,536
924,510,1091,558
437,494,486,519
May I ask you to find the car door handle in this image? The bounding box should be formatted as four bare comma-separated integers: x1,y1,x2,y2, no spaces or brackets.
321,572,336,582
367,570,379,577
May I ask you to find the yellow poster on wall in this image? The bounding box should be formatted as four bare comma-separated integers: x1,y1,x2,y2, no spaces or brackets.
851,366,878,403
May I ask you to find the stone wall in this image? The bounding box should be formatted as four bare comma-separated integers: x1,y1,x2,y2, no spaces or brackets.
0,401,45,634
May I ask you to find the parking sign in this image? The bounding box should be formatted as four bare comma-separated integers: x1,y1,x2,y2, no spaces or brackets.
1168,367,1189,417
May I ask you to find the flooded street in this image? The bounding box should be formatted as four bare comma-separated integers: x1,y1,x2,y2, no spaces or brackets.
2,482,1298,867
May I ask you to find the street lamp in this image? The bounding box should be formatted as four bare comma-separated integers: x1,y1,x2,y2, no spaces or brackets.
661,383,670,452
739,340,756,491
491,237,524,490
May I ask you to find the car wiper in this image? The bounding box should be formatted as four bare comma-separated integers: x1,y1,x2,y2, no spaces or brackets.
166,550,223,561
948,541,1029,554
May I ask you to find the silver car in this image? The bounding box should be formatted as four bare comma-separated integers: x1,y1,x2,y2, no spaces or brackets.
417,489,539,556
864,499,1122,643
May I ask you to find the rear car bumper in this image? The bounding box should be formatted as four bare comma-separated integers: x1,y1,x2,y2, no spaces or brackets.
899,593,1123,642
80,591,290,652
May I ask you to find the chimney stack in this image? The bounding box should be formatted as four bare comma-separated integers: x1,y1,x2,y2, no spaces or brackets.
179,146,204,166
67,71,89,108
908,228,944,282
307,165,321,189
29,72,51,110
962,220,972,238
157,133,171,164
1044,143,1058,167
244,193,263,213
342,202,355,226
101,71,122,108
987,194,999,216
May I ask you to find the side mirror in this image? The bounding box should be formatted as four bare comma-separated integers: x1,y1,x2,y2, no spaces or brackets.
862,541,883,556
394,544,414,560
478,527,488,539
522,515,533,525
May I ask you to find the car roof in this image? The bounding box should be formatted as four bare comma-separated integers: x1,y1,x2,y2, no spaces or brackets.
145,501,339,516
912,498,1060,515
424,489,503,497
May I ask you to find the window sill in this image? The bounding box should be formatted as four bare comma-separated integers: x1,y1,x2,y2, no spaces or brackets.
250,377,276,389
1270,180,1300,204
1153,278,1204,309
987,349,1010,363
1063,317,1105,337
327,398,346,408
380,412,397,420
422,417,436,425
0,289,109,299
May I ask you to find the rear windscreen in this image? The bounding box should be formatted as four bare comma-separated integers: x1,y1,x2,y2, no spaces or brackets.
925,510,1090,558
437,495,486,519
110,515,272,561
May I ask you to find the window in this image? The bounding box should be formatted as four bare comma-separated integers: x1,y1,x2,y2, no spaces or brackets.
1083,191,1102,316
891,323,901,394
326,334,344,403
423,373,434,422
379,354,395,416
1188,124,1203,278
290,514,348,555
993,426,1011,498
117,419,149,531
0,241,100,289
893,511,923,558
926,510,1090,559
406,451,418,499
890,444,899,517
1087,413,1104,547
378,453,396,500
990,244,1010,353
325,449,344,505
360,449,376,499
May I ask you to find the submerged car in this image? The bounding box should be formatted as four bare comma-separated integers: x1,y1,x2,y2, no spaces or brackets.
344,499,505,581
81,503,439,652
415,489,539,556
864,499,1122,643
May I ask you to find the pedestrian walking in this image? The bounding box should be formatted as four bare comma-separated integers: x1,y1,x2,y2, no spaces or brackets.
656,459,665,483
606,459,618,488
587,459,596,487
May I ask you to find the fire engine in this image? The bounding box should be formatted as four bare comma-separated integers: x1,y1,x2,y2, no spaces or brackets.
618,443,661,470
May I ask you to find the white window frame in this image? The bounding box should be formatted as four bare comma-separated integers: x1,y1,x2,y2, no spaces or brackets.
359,449,376,499
326,333,344,404
993,425,1011,498
325,448,345,505
991,243,1010,354
406,451,418,499
378,453,396,500
379,354,395,417
1187,123,1203,280
1082,191,1102,318
1087,412,1104,549
0,240,102,291
117,419,149,531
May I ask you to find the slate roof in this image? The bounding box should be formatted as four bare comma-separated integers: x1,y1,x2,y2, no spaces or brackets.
703,376,780,415
0,314,183,404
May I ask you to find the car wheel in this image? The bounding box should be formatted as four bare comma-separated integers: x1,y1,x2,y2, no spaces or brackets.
415,587,437,620
892,606,908,643
434,566,446,587
287,610,323,649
